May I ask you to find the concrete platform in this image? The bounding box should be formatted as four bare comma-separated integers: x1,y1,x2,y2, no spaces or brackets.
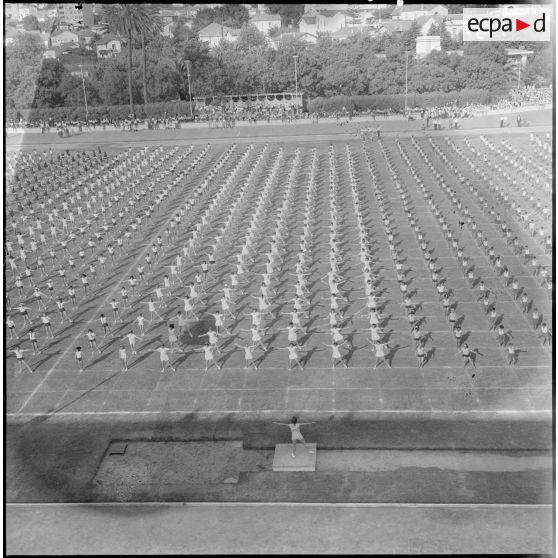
273,443,317,471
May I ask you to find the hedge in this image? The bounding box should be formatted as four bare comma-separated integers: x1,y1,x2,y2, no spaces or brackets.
308,90,502,114
6,90,507,122
5,100,195,123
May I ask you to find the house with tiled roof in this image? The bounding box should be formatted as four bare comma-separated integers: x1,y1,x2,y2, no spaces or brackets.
51,29,79,47
224,27,242,41
415,14,446,35
95,34,124,57
269,27,317,48
198,22,241,47
377,19,413,36
250,12,281,34
299,10,346,35
299,14,318,35
316,10,346,32
77,28,96,45
330,26,369,40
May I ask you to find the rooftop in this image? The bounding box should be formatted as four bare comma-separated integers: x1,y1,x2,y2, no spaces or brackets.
51,29,78,37
301,15,317,24
95,33,122,45
380,20,413,32
198,22,236,37
251,13,281,22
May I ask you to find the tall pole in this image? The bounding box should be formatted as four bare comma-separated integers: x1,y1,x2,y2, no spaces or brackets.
79,64,89,122
185,60,193,118
404,51,409,115
517,60,521,89
293,55,298,114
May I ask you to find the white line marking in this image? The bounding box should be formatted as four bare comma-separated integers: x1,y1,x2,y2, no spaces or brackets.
5,502,552,509
6,409,552,417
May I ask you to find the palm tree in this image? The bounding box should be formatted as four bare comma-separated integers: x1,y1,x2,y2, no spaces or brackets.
101,4,136,117
100,4,162,113
173,59,189,100
131,5,162,104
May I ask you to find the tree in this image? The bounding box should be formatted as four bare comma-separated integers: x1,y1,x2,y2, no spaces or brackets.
192,4,249,32
22,14,40,31
172,16,195,45
345,7,361,26
234,24,268,51
457,57,510,92
462,42,508,65
522,46,552,87
101,4,137,116
32,59,70,108
369,58,407,95
130,5,162,104
171,34,211,97
59,72,102,108
400,20,422,51
5,34,45,110
214,4,250,28
191,7,216,33
266,4,304,27
438,21,453,50
410,51,459,93
101,4,162,112
96,54,142,105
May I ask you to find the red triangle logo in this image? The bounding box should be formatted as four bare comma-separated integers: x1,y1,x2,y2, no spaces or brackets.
516,18,530,31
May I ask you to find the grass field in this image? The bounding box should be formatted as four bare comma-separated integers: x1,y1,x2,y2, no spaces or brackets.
5,130,552,421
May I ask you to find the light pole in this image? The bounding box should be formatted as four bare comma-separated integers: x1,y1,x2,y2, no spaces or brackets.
79,64,89,122
293,55,299,114
404,51,410,116
185,59,193,118
517,60,521,89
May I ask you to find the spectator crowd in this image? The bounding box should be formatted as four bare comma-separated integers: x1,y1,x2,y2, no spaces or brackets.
5,87,551,134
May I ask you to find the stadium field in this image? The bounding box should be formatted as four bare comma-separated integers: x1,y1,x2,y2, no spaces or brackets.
5,131,551,422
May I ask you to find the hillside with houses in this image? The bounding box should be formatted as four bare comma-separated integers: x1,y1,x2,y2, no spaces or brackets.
3,3,465,77
4,3,551,114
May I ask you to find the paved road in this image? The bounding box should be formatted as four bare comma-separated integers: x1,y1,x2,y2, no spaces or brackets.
6,502,553,554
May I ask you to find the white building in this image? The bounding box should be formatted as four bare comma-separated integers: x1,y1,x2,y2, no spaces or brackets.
269,28,317,49
416,35,441,58
95,34,123,58
505,48,534,66
317,10,346,33
392,4,448,20
376,20,413,37
56,3,94,28
198,22,240,47
250,13,281,35
162,21,176,37
299,15,318,35
43,48,58,59
444,13,463,40
5,3,39,21
50,29,79,47
300,10,346,35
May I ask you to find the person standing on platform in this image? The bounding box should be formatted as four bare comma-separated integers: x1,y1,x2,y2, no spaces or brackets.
273,417,316,458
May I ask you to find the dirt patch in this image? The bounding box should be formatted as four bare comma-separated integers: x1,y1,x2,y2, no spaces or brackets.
93,441,273,499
